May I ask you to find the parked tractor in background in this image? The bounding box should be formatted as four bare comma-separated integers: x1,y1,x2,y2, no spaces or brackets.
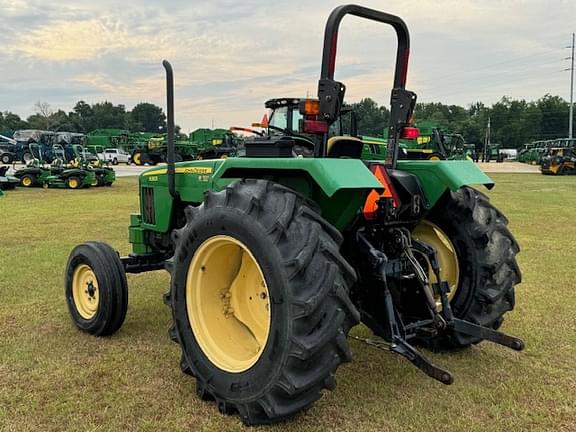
483,143,504,162
519,140,547,165
190,128,241,159
65,5,523,425
86,129,133,150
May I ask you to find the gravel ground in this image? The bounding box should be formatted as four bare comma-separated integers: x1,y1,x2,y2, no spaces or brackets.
476,162,540,174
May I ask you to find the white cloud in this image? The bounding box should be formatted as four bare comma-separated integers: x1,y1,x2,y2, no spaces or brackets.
1,0,574,130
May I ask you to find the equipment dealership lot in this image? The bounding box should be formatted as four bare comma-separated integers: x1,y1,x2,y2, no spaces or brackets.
0,173,574,431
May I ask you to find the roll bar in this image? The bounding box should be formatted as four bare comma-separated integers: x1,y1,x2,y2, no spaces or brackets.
320,4,410,87
317,4,416,167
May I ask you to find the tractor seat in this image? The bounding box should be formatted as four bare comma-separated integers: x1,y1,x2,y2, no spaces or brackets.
52,158,64,169
327,136,364,159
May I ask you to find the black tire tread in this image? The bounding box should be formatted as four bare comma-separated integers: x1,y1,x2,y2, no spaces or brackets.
65,241,128,336
166,179,359,424
423,186,521,350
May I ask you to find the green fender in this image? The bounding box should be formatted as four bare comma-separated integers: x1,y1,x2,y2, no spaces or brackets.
211,158,383,229
211,158,382,197
395,160,494,207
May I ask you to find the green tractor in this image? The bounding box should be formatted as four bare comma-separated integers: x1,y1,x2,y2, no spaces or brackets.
190,128,242,159
484,143,504,162
65,5,523,425
131,134,202,165
519,140,546,165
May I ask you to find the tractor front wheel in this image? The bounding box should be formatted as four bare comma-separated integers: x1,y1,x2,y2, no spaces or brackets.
20,174,35,187
414,186,521,350
66,176,81,189
65,242,128,336
166,179,359,425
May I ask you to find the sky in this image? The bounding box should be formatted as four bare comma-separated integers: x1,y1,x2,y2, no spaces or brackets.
1,0,575,132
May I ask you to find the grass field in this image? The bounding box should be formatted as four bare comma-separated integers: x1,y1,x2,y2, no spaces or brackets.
1,174,575,432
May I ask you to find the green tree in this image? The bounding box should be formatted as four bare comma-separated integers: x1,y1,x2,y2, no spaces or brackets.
129,103,166,133
0,111,28,131
348,98,389,136
69,101,96,132
535,94,569,139
91,102,127,129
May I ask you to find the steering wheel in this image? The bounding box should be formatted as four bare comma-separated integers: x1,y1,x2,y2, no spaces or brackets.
267,125,316,151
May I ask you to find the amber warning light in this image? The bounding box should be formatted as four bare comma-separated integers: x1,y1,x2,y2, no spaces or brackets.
299,99,321,116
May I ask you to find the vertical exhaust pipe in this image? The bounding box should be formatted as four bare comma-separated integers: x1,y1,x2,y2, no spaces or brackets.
163,60,179,201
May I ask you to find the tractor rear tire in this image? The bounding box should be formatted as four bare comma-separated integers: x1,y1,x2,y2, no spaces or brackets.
65,242,128,336
416,186,521,350
132,152,143,166
166,179,359,425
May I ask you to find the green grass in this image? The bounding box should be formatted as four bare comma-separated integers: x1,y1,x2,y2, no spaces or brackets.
0,175,575,431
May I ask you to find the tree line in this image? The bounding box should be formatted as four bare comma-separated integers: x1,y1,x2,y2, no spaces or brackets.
348,94,573,148
0,101,168,135
2,94,573,148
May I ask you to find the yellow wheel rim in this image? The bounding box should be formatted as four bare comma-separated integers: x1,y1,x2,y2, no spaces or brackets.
133,153,141,165
69,178,79,189
429,155,441,161
72,264,99,319
22,176,32,187
412,221,460,309
187,235,271,373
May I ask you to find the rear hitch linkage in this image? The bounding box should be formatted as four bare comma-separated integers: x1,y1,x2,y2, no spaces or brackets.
355,230,525,385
